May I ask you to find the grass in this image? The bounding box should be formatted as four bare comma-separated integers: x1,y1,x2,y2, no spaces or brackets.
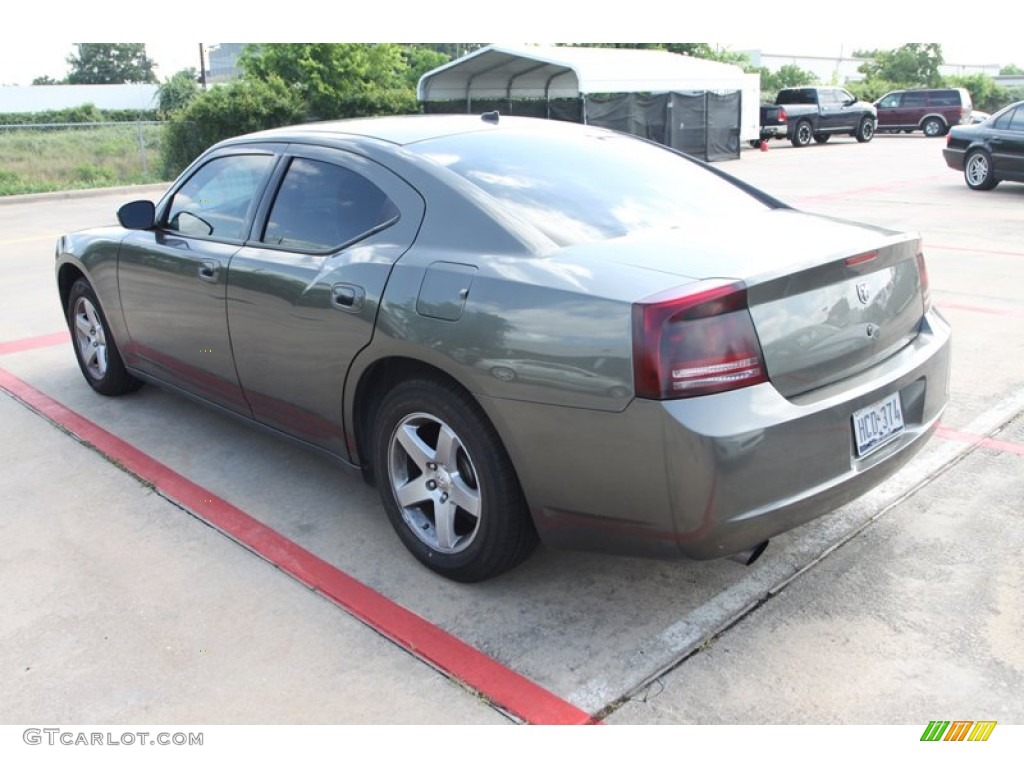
0,123,173,196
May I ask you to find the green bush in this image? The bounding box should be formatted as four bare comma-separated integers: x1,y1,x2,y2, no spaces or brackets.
0,106,159,125
161,76,304,177
73,164,116,186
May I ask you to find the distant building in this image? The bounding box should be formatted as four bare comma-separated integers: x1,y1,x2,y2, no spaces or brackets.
204,43,246,85
743,50,1001,85
0,84,159,115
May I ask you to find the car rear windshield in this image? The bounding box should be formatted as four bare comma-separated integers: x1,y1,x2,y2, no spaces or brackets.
410,126,771,247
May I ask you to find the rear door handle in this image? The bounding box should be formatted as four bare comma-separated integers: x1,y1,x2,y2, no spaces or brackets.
331,283,365,313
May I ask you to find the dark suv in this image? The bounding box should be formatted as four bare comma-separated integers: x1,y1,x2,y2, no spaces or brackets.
875,88,973,137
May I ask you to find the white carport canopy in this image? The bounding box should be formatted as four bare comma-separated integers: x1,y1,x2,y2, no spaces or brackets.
417,44,749,102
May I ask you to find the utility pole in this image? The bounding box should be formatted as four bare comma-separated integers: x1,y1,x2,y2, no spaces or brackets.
198,43,207,89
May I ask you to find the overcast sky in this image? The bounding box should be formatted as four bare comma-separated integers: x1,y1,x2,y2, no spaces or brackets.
0,6,1017,86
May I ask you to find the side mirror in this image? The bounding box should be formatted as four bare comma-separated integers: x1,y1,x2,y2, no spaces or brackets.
117,200,156,230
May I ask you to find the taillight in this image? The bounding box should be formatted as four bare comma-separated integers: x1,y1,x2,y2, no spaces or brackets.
778,107,788,123
916,252,931,312
632,280,768,400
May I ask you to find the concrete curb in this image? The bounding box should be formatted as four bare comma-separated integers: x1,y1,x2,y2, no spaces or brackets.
0,183,170,206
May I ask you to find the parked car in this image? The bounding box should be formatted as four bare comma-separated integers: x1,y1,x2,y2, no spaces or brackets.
757,87,877,147
970,111,991,125
56,115,951,582
875,88,973,137
943,100,1024,190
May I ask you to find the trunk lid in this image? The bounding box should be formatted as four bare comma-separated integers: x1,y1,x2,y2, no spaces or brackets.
559,208,926,398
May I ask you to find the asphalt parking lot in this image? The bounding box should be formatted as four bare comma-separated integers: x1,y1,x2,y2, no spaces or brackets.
2,132,1022,732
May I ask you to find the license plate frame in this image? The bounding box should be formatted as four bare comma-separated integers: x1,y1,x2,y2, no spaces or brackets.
852,392,905,457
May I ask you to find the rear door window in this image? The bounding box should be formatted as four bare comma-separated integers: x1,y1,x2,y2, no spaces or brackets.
261,158,399,251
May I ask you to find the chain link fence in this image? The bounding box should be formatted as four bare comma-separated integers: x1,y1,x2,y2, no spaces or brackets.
0,121,177,196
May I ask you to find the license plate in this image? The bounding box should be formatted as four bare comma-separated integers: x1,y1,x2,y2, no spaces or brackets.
852,392,905,457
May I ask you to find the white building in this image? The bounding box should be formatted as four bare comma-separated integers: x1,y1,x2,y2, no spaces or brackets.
0,84,159,115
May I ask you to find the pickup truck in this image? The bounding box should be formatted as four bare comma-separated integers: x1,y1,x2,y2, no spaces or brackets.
756,87,878,148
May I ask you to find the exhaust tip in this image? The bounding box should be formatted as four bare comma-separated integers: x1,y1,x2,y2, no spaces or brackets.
727,540,769,566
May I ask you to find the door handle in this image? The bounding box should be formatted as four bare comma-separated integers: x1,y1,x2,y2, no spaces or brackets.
198,260,219,283
331,283,365,313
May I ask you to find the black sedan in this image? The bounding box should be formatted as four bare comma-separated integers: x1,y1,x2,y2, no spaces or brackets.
943,100,1024,190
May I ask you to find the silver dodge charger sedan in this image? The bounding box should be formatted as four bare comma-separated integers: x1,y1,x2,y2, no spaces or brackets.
56,114,951,582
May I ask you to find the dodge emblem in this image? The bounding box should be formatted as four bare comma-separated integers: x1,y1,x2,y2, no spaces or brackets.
856,281,871,305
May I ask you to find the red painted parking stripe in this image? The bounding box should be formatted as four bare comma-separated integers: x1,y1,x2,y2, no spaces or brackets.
937,426,1024,457
928,244,1024,258
0,330,69,356
795,175,948,204
0,363,595,725
936,301,1023,318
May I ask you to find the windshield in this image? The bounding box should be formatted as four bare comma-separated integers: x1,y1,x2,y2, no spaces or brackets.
410,126,770,247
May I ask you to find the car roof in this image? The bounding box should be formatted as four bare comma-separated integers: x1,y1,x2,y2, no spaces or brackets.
230,114,582,148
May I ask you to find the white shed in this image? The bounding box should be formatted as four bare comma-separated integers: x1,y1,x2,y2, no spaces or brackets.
417,44,760,153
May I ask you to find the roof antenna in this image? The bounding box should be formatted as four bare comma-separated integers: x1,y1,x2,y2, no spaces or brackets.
480,110,500,124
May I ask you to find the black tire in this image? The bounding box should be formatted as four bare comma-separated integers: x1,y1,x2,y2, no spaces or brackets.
749,139,762,149
67,278,143,396
855,117,875,143
922,117,946,137
964,149,999,191
372,377,538,582
813,133,830,144
791,121,813,147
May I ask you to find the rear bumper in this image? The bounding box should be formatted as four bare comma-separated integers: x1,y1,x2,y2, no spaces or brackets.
943,147,965,171
482,308,951,562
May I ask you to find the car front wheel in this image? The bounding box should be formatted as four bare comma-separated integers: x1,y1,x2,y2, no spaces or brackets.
855,118,875,143
373,377,538,582
67,278,142,396
964,149,998,190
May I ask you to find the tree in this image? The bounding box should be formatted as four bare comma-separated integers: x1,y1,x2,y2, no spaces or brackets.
753,63,819,102
66,44,158,84
855,43,944,87
400,46,452,89
158,69,201,116
32,75,62,85
1000,64,1024,75
559,43,750,66
238,43,417,120
162,76,304,176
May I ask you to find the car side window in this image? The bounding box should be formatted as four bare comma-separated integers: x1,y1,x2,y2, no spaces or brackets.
993,109,1014,131
261,158,399,251
165,155,273,240
1007,107,1024,132
878,94,902,108
902,92,927,107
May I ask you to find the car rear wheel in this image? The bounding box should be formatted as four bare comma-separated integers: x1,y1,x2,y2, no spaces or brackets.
855,118,875,143
791,121,813,147
67,278,143,396
964,149,998,190
922,117,946,137
373,377,538,582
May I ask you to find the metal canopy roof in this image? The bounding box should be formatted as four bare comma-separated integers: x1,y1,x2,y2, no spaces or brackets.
417,44,748,102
